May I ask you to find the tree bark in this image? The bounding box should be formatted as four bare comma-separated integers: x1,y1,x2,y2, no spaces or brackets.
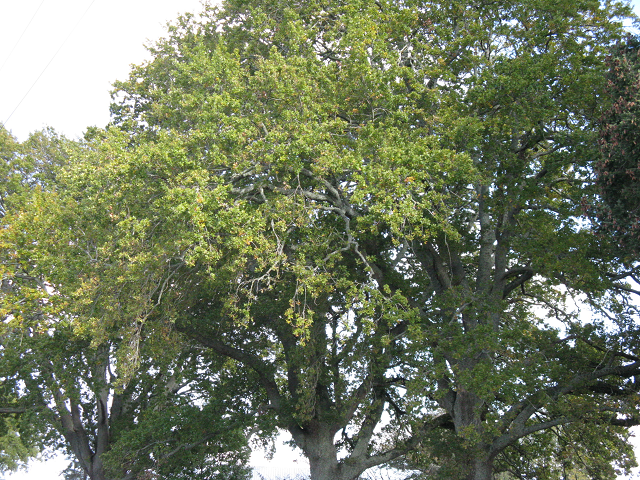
290,419,385,480
467,457,493,480
290,423,343,480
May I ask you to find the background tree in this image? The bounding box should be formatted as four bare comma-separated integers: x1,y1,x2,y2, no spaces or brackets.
0,129,259,480
0,126,75,474
5,1,640,480
597,34,640,260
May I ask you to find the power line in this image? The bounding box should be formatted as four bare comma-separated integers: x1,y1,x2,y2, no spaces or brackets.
2,0,98,129
0,0,47,76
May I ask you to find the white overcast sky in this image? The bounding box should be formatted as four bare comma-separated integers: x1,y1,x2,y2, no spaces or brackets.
0,0,207,142
2,0,640,142
1,0,640,479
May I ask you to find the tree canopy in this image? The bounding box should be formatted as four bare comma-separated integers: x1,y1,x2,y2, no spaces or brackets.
597,34,640,260
0,128,261,480
2,1,640,480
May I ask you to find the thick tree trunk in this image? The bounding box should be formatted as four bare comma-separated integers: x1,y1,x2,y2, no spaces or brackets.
448,385,495,480
295,425,342,480
86,463,107,480
309,455,341,480
65,431,107,480
291,422,368,480
466,457,493,480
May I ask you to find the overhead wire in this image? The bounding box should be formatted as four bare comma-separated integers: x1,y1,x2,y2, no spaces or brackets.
0,0,47,76
2,0,98,129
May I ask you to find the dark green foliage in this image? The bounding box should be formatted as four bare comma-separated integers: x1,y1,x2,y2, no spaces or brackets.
102,361,255,480
598,35,640,259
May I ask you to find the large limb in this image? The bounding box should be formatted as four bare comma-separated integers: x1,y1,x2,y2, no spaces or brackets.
492,359,640,456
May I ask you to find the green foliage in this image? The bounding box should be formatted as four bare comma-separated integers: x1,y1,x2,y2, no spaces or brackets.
0,129,261,479
103,402,252,480
0,127,78,472
101,355,257,480
597,34,640,260
3,1,640,480
495,422,636,479
0,127,74,215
